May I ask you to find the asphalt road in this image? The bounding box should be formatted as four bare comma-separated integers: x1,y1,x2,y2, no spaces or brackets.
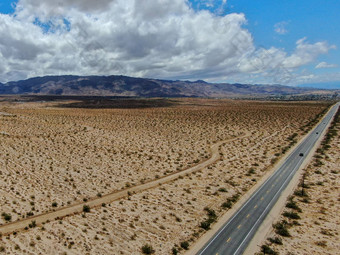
197,102,339,255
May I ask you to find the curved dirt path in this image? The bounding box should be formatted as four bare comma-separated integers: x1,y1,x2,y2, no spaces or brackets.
0,132,251,236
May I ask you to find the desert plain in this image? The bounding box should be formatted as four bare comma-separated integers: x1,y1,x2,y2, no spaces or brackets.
0,98,334,254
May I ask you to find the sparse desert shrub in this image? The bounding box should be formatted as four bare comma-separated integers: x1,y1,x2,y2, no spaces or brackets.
141,244,155,254
28,220,37,228
271,158,278,164
172,247,178,255
200,207,217,230
200,221,211,230
26,211,34,217
218,187,227,192
273,222,290,237
1,212,11,221
204,207,217,218
268,236,283,245
52,202,58,207
221,201,232,209
285,200,302,212
83,205,90,213
294,189,308,197
180,241,189,250
229,193,240,203
283,211,301,220
261,245,277,255
246,168,256,176
301,197,310,203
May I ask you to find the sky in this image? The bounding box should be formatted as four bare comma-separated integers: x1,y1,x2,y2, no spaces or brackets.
0,0,339,87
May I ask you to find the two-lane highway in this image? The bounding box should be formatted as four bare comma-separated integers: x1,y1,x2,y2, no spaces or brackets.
197,102,339,255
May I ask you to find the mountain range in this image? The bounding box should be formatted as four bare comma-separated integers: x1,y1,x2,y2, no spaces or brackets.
0,75,337,98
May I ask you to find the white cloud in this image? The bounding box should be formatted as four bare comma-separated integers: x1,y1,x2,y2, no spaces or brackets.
237,38,335,84
0,0,337,85
315,61,338,69
15,0,115,20
293,71,340,85
282,37,335,68
274,21,288,35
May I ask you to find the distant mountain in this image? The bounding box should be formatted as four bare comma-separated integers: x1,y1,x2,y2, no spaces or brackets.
0,75,336,97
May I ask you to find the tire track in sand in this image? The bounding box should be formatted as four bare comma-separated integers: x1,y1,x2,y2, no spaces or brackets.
0,132,251,235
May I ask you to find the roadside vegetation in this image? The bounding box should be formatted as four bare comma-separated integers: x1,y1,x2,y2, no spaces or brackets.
259,106,339,255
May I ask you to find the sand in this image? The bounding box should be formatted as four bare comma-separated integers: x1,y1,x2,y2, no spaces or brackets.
0,98,331,254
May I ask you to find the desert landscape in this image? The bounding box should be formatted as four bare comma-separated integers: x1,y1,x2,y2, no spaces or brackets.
259,107,339,255
0,98,333,254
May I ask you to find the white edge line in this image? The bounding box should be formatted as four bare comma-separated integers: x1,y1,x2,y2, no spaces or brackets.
233,151,305,254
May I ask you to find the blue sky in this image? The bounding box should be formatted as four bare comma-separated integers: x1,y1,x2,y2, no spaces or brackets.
0,0,339,87
191,0,340,64
190,0,339,49
0,0,16,14
230,0,340,79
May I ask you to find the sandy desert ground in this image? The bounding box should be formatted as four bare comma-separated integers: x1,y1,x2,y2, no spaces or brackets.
259,107,339,255
0,98,332,254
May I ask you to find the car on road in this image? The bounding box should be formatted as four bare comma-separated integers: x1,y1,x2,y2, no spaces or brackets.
299,153,304,157
316,132,319,134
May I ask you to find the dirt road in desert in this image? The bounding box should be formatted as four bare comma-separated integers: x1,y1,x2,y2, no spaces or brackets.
0,132,251,236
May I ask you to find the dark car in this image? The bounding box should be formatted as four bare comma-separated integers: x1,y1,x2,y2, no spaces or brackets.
299,153,304,157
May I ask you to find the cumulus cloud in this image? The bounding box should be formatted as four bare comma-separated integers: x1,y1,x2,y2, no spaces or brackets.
15,0,115,19
315,61,338,69
237,38,335,84
282,37,335,68
0,0,336,84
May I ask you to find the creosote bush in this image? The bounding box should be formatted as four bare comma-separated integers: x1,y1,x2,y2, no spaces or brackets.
200,207,217,230
172,247,178,255
83,205,90,213
285,199,302,212
180,241,189,250
1,212,11,222
261,244,278,255
141,244,155,254
283,211,301,220
273,221,290,237
268,236,283,245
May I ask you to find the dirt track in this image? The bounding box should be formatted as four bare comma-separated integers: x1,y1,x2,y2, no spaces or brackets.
0,132,250,236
